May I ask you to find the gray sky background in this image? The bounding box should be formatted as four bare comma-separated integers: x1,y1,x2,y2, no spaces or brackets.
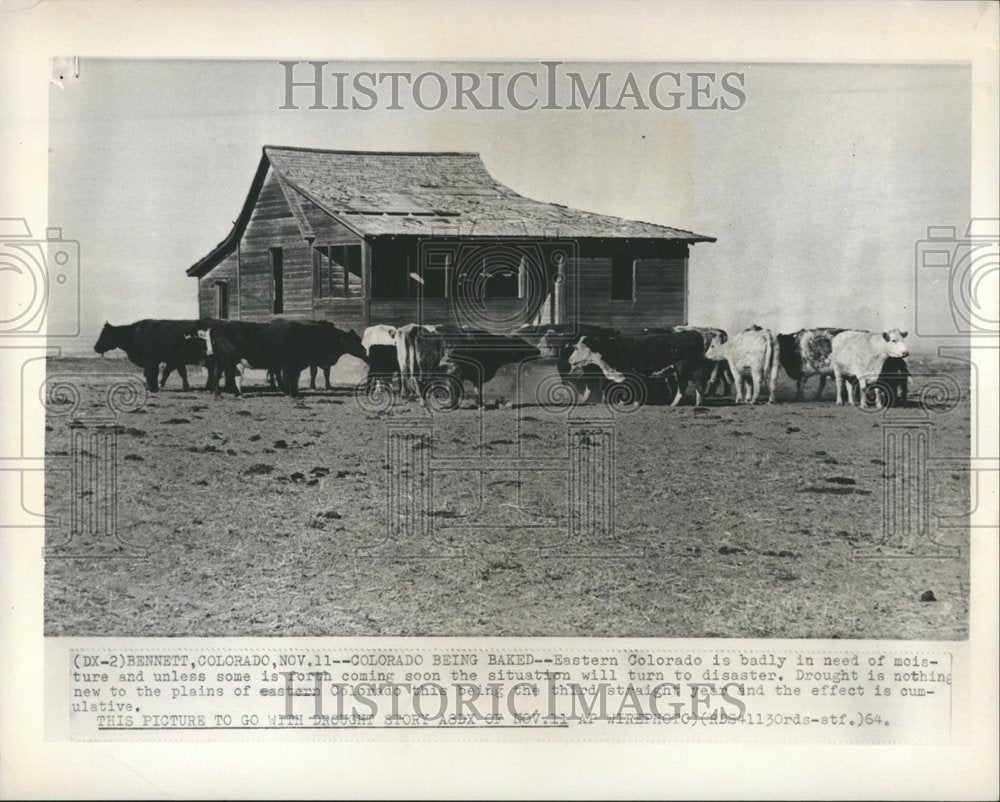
47,60,970,353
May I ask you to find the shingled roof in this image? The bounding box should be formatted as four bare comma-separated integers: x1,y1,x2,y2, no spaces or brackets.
188,146,714,276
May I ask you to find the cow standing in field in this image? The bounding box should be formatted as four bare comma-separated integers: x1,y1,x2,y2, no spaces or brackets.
200,319,366,397
677,325,733,397
776,327,845,401
704,326,779,404
530,323,620,403
831,329,909,409
410,328,540,408
308,323,397,392
567,329,706,406
643,325,734,398
394,323,443,399
840,356,910,407
94,319,211,392
357,324,400,394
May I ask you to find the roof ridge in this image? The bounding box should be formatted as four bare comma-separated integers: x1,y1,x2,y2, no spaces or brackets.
263,145,481,157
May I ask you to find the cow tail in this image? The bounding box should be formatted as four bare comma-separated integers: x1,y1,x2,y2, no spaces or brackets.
768,331,779,399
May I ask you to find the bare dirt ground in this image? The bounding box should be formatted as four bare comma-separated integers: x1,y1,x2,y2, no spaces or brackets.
44,354,970,639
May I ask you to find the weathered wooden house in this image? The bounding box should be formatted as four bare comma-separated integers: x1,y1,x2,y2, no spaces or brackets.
188,146,714,332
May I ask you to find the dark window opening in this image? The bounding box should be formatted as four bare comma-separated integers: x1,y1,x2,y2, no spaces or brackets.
482,255,521,299
313,243,363,299
214,281,229,319
372,239,416,299
611,255,635,301
270,248,284,314
422,251,450,299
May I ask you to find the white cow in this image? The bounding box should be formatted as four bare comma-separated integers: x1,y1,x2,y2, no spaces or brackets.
831,328,909,408
704,325,779,404
394,323,439,399
360,324,398,392
361,324,397,352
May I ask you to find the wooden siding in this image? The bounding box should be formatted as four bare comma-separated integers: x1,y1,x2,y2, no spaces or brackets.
608,257,687,330
564,246,688,332
198,250,239,319
234,170,311,321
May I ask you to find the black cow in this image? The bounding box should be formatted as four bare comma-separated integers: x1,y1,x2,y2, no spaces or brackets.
411,328,541,408
839,356,910,407
94,319,211,392
567,329,706,406
201,319,366,397
364,344,401,393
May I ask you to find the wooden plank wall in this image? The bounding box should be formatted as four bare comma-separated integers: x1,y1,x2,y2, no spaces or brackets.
198,250,239,319
236,170,313,321
566,244,688,332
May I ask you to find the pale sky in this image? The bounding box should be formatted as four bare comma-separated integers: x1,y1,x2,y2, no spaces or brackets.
47,60,970,353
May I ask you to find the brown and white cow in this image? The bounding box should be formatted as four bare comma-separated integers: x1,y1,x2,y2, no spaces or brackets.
831,328,909,409
776,327,845,401
678,325,732,397
568,329,706,406
394,323,441,399
704,326,779,404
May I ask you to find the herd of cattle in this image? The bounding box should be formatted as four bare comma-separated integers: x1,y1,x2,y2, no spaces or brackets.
93,318,912,409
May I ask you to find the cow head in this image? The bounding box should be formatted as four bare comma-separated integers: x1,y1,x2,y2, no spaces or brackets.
704,335,728,362
568,337,625,383
343,329,368,363
881,328,909,358
193,328,213,356
703,329,728,360
93,322,119,355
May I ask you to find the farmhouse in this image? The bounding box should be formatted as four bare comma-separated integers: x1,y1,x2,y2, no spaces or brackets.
187,146,715,332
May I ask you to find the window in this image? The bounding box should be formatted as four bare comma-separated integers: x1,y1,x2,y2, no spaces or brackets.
482,255,521,299
270,247,284,314
214,281,229,319
372,239,413,299
422,251,450,299
313,244,363,299
611,255,635,301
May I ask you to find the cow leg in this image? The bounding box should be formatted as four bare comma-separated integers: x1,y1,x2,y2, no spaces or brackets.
160,364,172,388
693,365,704,407
309,365,318,390
749,368,763,404
705,361,720,396
283,367,300,397
729,361,742,404
815,374,826,400
795,376,805,402
144,365,159,393
177,364,190,391
323,366,332,390
857,376,870,409
670,379,683,407
833,366,844,406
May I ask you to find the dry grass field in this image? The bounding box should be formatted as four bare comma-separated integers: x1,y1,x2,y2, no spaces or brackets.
44,354,970,639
